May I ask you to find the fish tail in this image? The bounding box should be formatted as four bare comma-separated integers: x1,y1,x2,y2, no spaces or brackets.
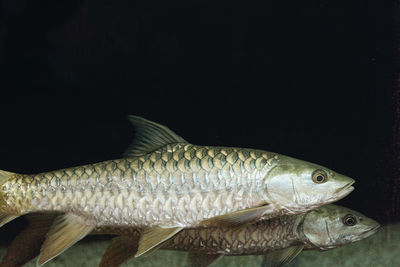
0,170,20,227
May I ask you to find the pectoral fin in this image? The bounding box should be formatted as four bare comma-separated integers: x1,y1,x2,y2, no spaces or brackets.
99,236,139,267
135,227,182,257
37,213,94,266
262,245,304,267
188,252,223,267
200,204,271,227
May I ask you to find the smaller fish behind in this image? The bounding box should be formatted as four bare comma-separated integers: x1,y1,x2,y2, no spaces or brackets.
261,204,381,267
0,205,380,267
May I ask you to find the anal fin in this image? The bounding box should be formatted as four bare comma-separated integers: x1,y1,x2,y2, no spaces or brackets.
188,252,223,267
99,236,139,267
135,227,182,257
37,213,94,266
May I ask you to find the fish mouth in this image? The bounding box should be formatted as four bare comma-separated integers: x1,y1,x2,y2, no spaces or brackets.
335,180,355,198
355,225,380,241
362,225,380,237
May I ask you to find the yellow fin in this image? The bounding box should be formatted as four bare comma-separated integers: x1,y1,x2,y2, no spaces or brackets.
188,252,223,267
135,227,182,257
200,204,271,227
100,236,139,267
37,213,93,266
263,245,304,267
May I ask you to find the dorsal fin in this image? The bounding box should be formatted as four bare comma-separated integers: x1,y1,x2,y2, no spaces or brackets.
124,116,188,157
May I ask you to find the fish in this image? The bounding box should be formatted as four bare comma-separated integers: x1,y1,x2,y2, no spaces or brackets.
0,205,380,267
0,116,355,265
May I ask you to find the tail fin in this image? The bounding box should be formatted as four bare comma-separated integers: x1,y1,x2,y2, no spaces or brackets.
0,170,20,227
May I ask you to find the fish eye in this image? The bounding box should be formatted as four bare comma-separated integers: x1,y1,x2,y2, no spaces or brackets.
312,170,327,184
343,214,357,226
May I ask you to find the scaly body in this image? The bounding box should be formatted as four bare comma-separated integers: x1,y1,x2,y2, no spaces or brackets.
2,144,276,227
96,214,302,255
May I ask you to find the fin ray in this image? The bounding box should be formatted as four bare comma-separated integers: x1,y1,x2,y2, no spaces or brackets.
37,213,93,266
125,116,188,157
200,204,270,227
135,227,182,257
263,245,304,267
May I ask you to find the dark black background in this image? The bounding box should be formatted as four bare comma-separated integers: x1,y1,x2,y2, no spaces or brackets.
0,0,398,241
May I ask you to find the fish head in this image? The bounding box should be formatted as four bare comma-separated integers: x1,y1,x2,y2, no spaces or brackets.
263,155,355,213
301,204,380,250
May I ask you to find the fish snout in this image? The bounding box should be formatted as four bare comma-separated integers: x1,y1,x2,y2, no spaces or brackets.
368,221,381,235
334,178,355,197
360,223,380,240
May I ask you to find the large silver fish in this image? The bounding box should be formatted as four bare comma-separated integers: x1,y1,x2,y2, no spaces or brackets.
0,205,379,267
0,116,355,265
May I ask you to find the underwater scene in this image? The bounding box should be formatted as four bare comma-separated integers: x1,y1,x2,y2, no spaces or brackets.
0,1,398,267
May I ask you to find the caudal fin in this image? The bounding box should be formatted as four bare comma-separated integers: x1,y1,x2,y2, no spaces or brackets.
0,170,20,227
